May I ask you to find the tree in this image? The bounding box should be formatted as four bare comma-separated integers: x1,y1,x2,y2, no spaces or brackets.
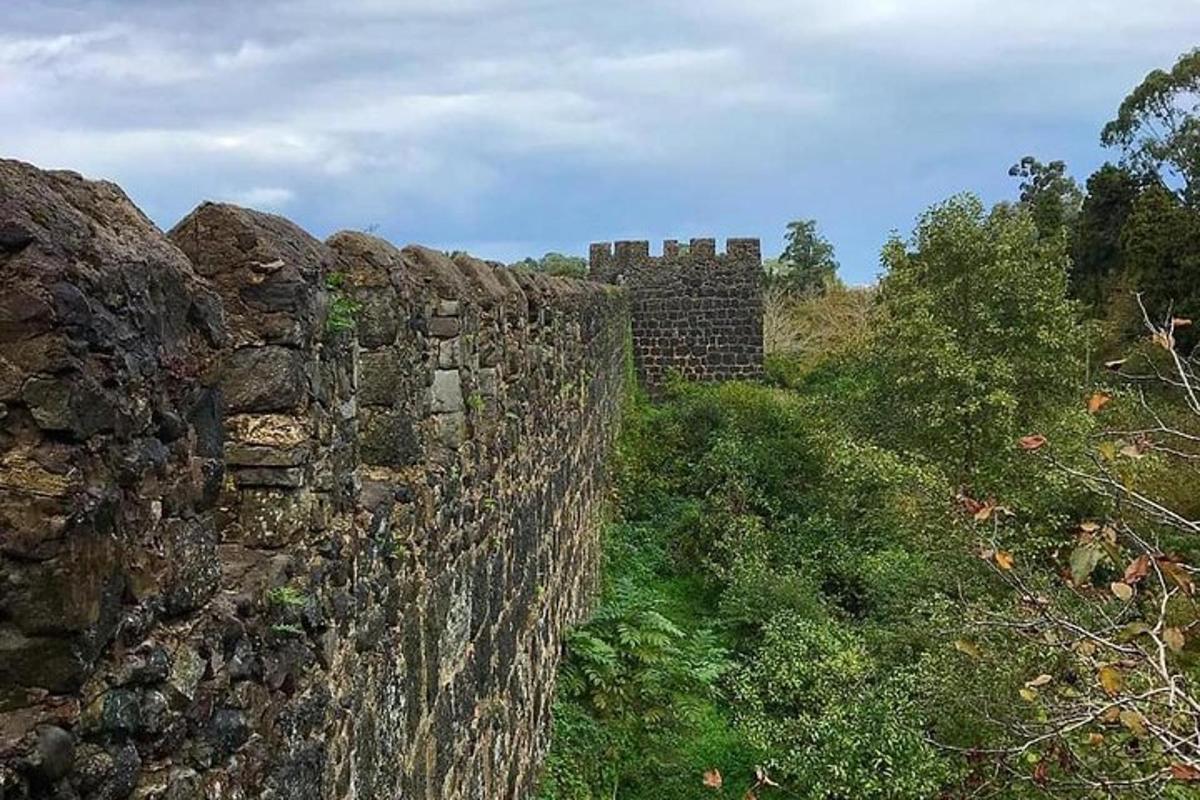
1101,48,1200,205
510,252,588,278
872,195,1084,486
1119,183,1200,349
1071,163,1142,308
769,219,839,295
1008,156,1084,239
961,304,1200,797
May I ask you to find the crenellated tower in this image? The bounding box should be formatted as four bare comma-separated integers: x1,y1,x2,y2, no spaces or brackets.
590,237,764,392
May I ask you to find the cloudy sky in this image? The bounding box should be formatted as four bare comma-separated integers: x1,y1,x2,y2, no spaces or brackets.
3,1,1199,282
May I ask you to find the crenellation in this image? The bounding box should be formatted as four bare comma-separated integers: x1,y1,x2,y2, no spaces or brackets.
590,235,764,392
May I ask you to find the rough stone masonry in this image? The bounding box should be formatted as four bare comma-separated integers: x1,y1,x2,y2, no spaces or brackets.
590,237,764,392
0,159,628,800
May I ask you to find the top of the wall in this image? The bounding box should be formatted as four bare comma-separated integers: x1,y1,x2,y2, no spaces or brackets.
589,238,761,280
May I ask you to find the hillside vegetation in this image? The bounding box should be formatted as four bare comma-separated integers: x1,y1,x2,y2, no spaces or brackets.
537,48,1200,799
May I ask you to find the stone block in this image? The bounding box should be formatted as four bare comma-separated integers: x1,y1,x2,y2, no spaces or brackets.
428,316,461,339
430,370,464,414
222,346,309,413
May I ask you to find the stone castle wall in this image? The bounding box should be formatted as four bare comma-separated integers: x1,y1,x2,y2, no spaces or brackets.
589,238,763,392
0,160,628,800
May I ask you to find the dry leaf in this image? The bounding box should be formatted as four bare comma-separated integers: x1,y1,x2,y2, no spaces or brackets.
1087,392,1112,414
753,766,780,788
1103,358,1127,370
1079,521,1101,533
1173,318,1193,329
974,501,997,522
1165,627,1185,653
1087,732,1104,746
1098,665,1123,696
1158,559,1196,595
1025,674,1053,688
1099,707,1120,723
1124,555,1151,585
702,769,723,789
1120,441,1148,459
995,550,1015,570
1111,582,1134,601
1153,331,1176,351
1170,762,1200,781
1019,434,1047,451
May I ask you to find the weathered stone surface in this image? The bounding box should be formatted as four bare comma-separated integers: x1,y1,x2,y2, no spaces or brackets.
222,345,309,413
591,237,764,392
0,159,226,796
430,369,464,414
1,161,629,800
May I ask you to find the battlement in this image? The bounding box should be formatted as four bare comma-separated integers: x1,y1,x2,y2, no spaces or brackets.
589,235,763,392
589,237,761,278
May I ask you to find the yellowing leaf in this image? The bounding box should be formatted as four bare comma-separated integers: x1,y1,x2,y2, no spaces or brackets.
1165,627,1185,653
954,639,982,659
1019,687,1038,702
1119,709,1146,737
995,550,1015,571
1019,434,1047,451
1111,582,1134,601
1069,543,1104,585
1098,665,1123,696
1087,393,1112,414
1117,621,1152,642
1087,732,1104,746
702,769,723,789
1097,441,1118,461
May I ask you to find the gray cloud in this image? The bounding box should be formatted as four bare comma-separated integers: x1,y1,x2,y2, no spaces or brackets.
1,1,1198,276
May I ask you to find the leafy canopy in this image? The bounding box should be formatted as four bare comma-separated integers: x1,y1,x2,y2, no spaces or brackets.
767,219,839,295
872,194,1084,485
1101,47,1200,204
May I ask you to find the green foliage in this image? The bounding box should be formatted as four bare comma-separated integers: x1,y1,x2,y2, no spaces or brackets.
1120,182,1200,346
1071,162,1142,309
767,219,839,295
511,252,588,278
542,378,971,798
730,613,950,799
1008,155,1084,238
871,194,1086,487
325,272,360,333
1101,47,1200,203
266,585,307,607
